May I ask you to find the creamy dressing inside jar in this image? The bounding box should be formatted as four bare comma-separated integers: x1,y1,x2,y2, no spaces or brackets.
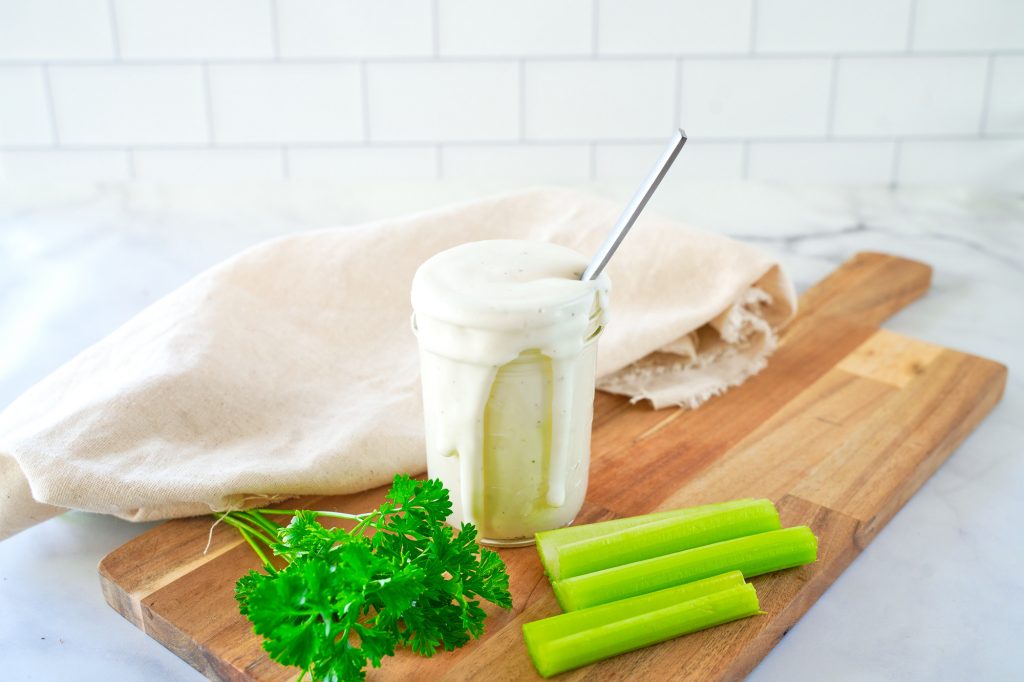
411,240,610,545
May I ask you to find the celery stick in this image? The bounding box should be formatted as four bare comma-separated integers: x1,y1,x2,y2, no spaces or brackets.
553,526,817,611
524,583,760,678
535,498,764,579
523,571,745,643
553,498,780,580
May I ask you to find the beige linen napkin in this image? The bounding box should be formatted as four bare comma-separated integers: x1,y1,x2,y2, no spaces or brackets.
0,188,795,540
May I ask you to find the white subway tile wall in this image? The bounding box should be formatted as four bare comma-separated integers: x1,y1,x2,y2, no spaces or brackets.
277,0,433,58
832,58,988,137
899,140,1024,190
209,64,363,143
597,0,752,55
987,57,1024,135
912,0,1024,51
755,0,913,54
114,0,275,61
0,150,131,181
368,62,519,141
49,66,209,145
0,0,114,61
441,144,591,181
0,67,53,146
747,142,896,184
0,0,1020,188
132,149,285,181
680,59,832,138
524,60,675,139
288,146,437,180
439,0,592,57
595,142,746,181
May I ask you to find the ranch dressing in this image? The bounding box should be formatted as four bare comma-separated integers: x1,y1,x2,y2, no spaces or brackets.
411,240,610,545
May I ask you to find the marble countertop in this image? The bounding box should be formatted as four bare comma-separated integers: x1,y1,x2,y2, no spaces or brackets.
1,180,1021,680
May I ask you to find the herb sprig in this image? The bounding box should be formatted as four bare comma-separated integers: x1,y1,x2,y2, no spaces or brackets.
220,475,512,682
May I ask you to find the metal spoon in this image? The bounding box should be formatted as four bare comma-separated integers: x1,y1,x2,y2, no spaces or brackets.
580,128,687,281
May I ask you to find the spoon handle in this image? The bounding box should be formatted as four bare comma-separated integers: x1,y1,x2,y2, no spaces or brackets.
580,128,687,281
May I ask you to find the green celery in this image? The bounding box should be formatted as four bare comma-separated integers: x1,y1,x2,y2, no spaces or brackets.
524,580,760,677
552,526,817,611
524,571,744,643
552,498,780,580
535,498,766,579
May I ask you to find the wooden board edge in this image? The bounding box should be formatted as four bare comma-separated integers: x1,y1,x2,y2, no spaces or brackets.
719,495,865,681
790,252,932,329
99,562,245,682
140,599,243,682
98,559,143,629
853,355,1007,548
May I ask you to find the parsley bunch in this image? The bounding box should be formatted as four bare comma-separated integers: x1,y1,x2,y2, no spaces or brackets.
219,475,512,682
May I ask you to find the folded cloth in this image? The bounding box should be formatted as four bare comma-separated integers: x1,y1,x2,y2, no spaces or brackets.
0,188,795,540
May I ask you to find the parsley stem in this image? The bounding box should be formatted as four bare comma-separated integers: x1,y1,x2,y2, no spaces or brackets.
351,511,379,536
238,510,284,538
254,508,371,521
234,524,275,570
220,514,278,550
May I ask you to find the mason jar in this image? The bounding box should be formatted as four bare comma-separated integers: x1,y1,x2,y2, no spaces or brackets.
411,239,610,546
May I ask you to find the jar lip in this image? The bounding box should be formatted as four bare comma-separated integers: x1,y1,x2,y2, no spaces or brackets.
411,239,610,332
411,289,606,332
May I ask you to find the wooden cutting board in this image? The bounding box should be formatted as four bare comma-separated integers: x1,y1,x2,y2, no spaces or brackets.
99,252,1006,681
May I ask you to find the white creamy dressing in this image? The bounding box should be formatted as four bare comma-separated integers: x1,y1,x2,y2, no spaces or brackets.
412,240,610,540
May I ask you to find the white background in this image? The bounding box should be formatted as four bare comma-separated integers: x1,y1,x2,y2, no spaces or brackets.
1,0,1022,187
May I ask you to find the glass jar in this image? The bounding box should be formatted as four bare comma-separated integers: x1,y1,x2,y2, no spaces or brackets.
411,239,609,546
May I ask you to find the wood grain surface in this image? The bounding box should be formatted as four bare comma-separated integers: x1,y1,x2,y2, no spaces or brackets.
98,252,1006,681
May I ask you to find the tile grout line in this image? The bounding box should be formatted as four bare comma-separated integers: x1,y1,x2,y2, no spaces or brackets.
202,63,216,146
280,146,290,178
905,0,918,52
4,50,1024,68
360,61,371,142
269,0,281,59
826,56,840,138
3,133,1022,156
435,143,444,179
518,60,526,141
748,0,758,54
674,58,683,128
126,147,136,179
591,0,599,56
588,142,596,181
889,139,903,189
978,53,996,135
431,0,440,58
741,140,751,179
107,0,122,60
42,65,61,146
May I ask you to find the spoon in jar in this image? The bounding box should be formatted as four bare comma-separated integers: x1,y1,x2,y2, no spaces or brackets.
580,128,687,281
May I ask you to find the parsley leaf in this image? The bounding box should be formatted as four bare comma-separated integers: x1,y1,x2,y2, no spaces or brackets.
222,475,512,681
